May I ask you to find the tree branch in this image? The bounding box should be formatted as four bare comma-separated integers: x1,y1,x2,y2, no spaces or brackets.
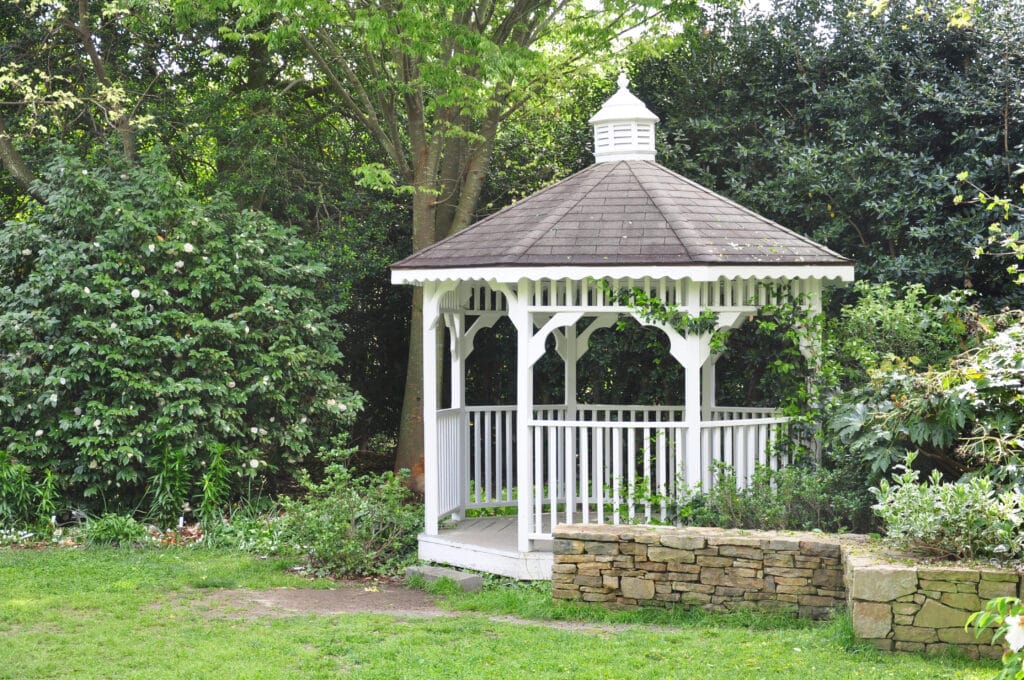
0,116,43,202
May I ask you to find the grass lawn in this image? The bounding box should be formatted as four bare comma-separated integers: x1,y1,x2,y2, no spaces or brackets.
0,547,1000,679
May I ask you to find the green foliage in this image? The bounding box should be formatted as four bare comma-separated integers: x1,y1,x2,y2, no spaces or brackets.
600,280,726,352
83,513,150,547
635,0,1024,305
871,453,1024,560
967,597,1024,678
277,447,422,576
677,463,869,533
0,148,358,523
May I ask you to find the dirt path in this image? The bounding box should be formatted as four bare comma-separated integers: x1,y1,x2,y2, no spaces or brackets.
187,580,642,634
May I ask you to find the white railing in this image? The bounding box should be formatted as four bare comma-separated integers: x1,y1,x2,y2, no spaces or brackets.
436,408,463,518
526,419,688,540
433,404,790,537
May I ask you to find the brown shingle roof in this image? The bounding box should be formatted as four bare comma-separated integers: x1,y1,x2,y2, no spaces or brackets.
392,161,851,270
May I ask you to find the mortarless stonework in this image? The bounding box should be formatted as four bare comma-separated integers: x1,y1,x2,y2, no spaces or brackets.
552,524,1022,659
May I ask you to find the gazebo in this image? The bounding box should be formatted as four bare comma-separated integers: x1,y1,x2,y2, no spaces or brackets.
391,75,854,578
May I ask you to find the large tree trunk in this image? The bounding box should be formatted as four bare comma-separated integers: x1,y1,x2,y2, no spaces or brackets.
394,288,425,491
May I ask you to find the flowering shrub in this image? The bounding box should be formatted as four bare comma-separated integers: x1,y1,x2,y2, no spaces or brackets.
0,149,358,524
968,597,1024,679
871,452,1024,560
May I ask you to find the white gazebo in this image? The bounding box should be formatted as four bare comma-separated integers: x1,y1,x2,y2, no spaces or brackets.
391,75,854,579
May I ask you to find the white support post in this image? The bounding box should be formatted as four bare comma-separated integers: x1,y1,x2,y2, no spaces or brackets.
446,307,467,521
683,280,703,488
563,322,578,422
509,281,534,553
701,357,717,421
422,283,442,536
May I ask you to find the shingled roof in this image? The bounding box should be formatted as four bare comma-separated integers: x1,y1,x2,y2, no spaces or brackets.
391,160,852,271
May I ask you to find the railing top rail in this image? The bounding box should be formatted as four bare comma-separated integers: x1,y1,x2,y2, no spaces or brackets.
527,419,689,429
700,417,790,427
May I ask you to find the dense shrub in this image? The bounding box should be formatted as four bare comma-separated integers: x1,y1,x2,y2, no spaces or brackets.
0,149,358,525
872,453,1024,561
83,513,150,547
277,447,422,576
677,463,871,533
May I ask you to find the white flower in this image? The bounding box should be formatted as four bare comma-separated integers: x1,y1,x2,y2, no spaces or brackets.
183,242,194,253
82,169,88,175
258,428,267,436
34,429,43,437
261,376,270,385
244,325,250,334
59,377,66,386
93,242,100,248
74,407,82,416
92,419,101,429
83,287,91,295
49,394,57,405
21,248,32,256
250,427,258,434
174,260,184,269
249,459,259,469
109,322,117,330
300,416,308,424
227,380,236,389
338,403,347,412
1007,614,1024,652
131,289,140,299
326,399,336,407
147,244,155,253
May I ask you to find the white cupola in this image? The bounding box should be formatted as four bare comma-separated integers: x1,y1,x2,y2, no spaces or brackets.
588,73,660,163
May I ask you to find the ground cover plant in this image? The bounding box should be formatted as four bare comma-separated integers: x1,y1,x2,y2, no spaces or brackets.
0,547,1000,679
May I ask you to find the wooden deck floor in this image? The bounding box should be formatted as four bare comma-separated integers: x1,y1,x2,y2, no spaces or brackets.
418,516,553,580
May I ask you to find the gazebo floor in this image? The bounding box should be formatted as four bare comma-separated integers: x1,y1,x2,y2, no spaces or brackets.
418,515,553,580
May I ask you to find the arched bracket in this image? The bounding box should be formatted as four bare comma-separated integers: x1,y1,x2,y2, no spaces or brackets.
528,311,583,367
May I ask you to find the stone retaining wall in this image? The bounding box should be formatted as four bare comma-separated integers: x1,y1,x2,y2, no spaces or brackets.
552,524,1023,659
844,549,1022,659
552,525,848,619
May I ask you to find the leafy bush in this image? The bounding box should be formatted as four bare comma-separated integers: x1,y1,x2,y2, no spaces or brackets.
677,462,871,533
872,453,1024,561
83,513,150,547
277,448,422,576
0,149,358,524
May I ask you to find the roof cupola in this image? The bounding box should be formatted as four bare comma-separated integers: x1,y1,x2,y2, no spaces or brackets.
588,73,660,163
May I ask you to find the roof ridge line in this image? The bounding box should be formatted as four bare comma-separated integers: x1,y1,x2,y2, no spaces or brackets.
633,161,695,262
394,163,604,264
655,163,852,262
505,163,616,262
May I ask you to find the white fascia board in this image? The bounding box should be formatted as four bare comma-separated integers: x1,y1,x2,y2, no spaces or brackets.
391,264,855,286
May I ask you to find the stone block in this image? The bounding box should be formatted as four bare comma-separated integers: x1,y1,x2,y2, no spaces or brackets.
551,563,577,574
978,569,1019,582
552,588,580,600
708,535,765,548
918,567,979,582
584,541,619,555
665,562,700,574
892,625,937,643
764,554,795,568
849,565,918,602
914,599,968,629
939,592,981,611
660,534,706,550
574,574,605,588
869,638,894,652
718,545,764,561
696,556,733,568
655,592,681,602
892,602,921,616
766,538,802,551
764,567,813,578
647,547,696,563
894,641,926,653
603,575,620,590
581,593,614,602
798,594,840,608
621,576,655,601
635,561,667,572
811,569,844,590
938,626,992,645
979,579,1018,599
405,565,483,592
852,601,892,639
672,582,715,594
680,592,712,605
893,614,914,625
701,568,764,590
918,579,958,593
798,540,841,558
552,538,585,555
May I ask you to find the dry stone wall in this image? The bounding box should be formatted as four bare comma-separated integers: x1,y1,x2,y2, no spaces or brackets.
551,525,849,619
844,550,1022,659
552,524,1023,659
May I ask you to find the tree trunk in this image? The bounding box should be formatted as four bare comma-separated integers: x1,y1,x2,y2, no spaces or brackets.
394,287,426,492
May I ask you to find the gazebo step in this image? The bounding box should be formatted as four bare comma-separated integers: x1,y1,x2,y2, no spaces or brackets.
405,564,484,592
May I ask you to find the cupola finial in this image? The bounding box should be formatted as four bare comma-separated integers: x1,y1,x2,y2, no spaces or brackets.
589,73,659,163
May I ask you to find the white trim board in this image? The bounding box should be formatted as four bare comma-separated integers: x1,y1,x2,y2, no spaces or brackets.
392,264,855,286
